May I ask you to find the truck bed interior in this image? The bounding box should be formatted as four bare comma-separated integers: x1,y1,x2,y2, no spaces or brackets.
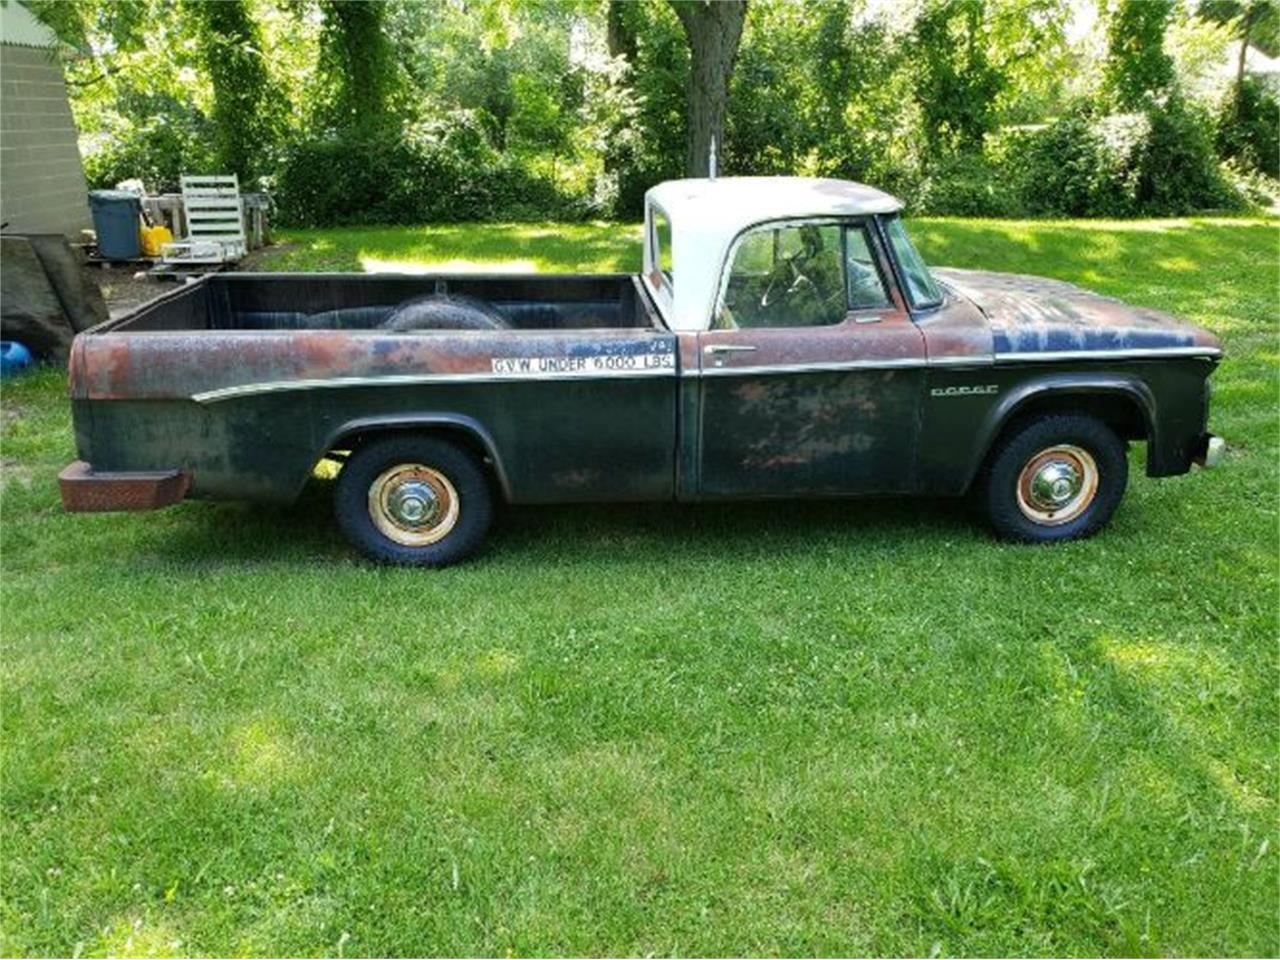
104,273,662,333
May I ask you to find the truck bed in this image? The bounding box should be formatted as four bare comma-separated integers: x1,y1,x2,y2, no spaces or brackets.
70,270,679,507
106,272,659,333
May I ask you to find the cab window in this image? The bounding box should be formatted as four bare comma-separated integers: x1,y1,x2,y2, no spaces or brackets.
650,207,673,287
846,226,890,310
718,221,889,329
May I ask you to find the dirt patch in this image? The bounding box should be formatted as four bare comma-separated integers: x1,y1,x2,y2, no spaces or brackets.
0,456,34,489
91,263,168,319
90,243,292,319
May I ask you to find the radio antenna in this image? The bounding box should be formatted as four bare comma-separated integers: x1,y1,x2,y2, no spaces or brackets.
709,136,718,181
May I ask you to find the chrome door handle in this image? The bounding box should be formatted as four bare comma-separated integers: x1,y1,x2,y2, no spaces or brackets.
704,343,758,355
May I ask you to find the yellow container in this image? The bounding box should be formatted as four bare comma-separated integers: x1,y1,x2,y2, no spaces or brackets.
140,224,173,258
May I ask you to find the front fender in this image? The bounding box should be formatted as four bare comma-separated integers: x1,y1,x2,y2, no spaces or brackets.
956,373,1158,493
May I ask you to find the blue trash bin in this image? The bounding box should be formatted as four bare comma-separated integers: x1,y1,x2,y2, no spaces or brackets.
88,189,142,260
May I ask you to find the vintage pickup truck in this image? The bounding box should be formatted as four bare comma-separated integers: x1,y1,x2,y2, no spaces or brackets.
60,177,1224,566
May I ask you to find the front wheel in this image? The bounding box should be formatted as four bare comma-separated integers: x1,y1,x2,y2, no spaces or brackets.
334,435,492,566
977,414,1128,543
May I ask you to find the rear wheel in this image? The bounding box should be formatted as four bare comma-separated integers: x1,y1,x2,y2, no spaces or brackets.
977,414,1128,543
334,435,492,566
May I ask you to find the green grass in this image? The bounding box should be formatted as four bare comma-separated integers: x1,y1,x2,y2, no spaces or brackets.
2,217,1277,957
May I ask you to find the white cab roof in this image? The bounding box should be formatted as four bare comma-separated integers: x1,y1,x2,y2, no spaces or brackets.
642,177,903,332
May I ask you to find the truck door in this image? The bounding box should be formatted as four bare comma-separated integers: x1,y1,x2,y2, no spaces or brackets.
693,218,926,496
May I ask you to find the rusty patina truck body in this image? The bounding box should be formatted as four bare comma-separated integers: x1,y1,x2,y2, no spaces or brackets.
61,177,1223,565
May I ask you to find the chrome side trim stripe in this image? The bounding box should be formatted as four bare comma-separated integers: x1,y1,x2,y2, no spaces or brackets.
926,355,994,367
191,346,1221,402
996,346,1221,363
692,358,927,378
191,367,673,403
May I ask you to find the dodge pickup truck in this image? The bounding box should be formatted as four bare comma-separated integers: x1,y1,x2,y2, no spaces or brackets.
60,177,1224,566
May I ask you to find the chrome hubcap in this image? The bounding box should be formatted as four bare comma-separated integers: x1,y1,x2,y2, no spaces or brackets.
387,480,439,526
1029,460,1082,510
368,463,460,546
1016,444,1099,526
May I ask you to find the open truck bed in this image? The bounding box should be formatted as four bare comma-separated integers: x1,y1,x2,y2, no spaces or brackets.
108,272,661,332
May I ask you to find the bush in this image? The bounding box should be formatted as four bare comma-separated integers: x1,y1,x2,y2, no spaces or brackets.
1013,96,1242,217
1217,77,1280,179
915,153,1022,217
1013,111,1146,217
82,111,215,194
1139,95,1241,213
1219,156,1280,208
273,113,588,227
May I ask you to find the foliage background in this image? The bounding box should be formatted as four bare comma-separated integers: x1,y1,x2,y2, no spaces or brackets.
28,0,1280,222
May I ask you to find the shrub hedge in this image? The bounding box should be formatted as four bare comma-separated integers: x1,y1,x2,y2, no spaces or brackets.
86,93,1271,224
272,123,584,227
914,95,1252,218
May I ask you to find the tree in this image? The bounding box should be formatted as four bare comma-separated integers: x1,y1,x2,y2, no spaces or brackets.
1104,0,1177,109
317,0,395,136
911,0,1005,157
1198,1,1280,98
188,0,275,183
669,0,747,177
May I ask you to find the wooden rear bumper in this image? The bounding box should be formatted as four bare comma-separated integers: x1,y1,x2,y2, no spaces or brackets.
59,460,191,512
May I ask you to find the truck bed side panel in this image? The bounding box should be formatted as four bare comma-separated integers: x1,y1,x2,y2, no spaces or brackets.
73,329,678,504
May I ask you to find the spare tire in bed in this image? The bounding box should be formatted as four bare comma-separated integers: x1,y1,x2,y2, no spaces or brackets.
382,294,509,332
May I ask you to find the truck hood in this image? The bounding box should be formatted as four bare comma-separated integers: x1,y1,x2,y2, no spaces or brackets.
932,268,1221,357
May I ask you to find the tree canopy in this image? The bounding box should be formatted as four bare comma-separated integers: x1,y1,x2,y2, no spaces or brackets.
28,0,1280,222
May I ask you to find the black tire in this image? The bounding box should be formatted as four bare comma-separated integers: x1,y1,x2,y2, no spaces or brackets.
334,434,492,567
382,294,509,332
977,414,1128,543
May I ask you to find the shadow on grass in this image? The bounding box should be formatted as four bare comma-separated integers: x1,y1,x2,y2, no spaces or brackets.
150,479,977,570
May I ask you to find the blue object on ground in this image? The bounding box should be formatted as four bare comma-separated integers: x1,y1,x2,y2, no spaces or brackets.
88,189,143,260
0,341,34,378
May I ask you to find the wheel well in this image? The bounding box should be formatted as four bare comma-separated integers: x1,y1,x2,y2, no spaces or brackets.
969,390,1150,491
321,423,508,500
1005,392,1149,443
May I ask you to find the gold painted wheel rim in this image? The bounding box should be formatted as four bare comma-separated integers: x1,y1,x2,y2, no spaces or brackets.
368,463,460,547
1016,444,1099,526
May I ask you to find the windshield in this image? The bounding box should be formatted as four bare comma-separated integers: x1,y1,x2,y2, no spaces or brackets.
884,217,942,309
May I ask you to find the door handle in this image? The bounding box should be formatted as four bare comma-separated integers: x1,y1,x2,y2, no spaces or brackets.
704,343,758,355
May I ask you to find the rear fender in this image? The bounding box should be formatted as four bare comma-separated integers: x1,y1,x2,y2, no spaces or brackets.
317,413,511,501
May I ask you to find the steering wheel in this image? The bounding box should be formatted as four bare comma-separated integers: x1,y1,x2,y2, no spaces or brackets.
760,255,811,310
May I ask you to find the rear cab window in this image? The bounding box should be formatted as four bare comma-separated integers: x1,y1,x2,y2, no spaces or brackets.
650,205,674,289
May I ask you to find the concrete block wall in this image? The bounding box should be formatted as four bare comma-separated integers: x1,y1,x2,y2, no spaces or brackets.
1,44,92,238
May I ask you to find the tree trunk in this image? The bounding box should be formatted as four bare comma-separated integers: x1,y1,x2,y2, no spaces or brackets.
1237,34,1249,96
671,0,747,178
1235,4,1260,120
607,0,636,63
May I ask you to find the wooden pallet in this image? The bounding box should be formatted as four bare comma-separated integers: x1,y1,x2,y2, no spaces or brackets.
146,261,226,282
81,251,157,268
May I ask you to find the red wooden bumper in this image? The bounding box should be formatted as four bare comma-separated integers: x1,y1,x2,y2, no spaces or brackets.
59,460,191,512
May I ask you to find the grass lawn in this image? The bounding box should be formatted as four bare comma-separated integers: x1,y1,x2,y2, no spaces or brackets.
2,216,1277,957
